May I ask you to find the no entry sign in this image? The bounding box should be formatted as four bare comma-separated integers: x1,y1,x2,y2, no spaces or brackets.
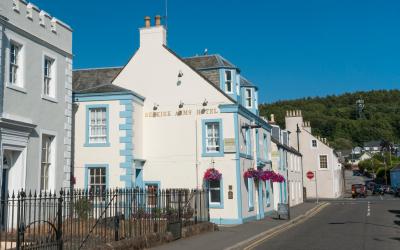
307,171,314,180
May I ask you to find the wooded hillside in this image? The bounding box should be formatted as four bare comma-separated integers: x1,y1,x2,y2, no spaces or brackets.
259,89,400,150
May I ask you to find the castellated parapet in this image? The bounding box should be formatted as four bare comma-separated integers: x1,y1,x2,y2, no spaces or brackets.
1,0,72,54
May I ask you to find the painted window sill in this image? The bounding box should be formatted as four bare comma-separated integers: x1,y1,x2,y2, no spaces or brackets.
6,84,27,94
209,203,224,209
84,142,111,147
202,152,224,157
41,95,58,103
239,153,253,160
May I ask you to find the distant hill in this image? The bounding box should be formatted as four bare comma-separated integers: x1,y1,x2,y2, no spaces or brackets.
259,89,400,150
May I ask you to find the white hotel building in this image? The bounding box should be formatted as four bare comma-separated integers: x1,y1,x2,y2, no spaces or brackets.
72,16,290,224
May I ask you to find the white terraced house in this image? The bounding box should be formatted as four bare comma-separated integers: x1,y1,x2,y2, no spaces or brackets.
0,0,73,196
285,110,344,199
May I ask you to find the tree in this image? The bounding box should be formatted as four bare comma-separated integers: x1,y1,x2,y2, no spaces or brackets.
259,90,400,150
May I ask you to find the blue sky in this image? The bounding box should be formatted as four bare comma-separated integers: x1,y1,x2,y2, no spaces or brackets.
34,0,399,103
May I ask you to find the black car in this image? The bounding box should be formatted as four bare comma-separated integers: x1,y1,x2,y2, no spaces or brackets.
394,187,400,197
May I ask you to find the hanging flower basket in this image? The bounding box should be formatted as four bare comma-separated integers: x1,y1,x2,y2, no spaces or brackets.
271,173,285,183
243,168,262,181
244,169,285,183
259,170,275,181
203,168,222,181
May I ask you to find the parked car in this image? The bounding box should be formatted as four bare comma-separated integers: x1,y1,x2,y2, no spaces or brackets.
385,186,394,194
352,184,367,198
394,187,400,197
372,184,384,195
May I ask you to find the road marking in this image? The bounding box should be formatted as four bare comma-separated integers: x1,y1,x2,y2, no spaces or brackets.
238,203,330,250
367,201,370,217
380,195,383,200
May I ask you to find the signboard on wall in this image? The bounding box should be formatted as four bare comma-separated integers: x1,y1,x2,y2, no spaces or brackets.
224,138,236,153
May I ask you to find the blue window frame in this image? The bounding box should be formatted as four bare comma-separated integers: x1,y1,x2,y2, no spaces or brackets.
263,134,268,160
283,181,287,203
202,119,224,157
85,104,110,147
255,129,260,159
208,179,224,209
245,128,251,156
265,181,271,207
248,178,254,211
84,164,109,191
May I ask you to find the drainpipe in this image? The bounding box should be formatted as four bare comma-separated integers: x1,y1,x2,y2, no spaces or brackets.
252,121,259,218
0,21,6,194
296,124,305,201
195,118,199,189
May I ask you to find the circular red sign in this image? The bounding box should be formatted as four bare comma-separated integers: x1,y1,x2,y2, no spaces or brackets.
307,171,314,179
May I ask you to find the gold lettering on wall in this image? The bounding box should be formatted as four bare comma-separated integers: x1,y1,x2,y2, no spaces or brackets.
145,108,219,118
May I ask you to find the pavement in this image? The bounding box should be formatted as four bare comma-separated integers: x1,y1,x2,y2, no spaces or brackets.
152,201,322,250
253,195,400,250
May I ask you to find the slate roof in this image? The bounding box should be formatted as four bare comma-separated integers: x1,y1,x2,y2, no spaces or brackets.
240,76,256,88
363,140,382,148
74,83,131,94
183,54,237,70
73,67,123,92
271,137,302,156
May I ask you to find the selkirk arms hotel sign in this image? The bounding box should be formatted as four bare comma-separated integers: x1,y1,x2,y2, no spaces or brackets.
145,108,219,118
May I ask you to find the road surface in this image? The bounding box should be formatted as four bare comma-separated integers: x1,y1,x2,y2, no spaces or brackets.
254,195,400,250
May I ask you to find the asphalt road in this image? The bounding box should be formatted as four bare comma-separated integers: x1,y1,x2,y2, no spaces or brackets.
253,195,400,250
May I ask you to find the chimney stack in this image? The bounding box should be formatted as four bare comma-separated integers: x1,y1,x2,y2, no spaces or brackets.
144,16,151,28
155,15,161,26
140,15,167,47
270,114,275,124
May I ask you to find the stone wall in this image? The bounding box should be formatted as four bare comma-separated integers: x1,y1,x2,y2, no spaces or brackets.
92,222,217,250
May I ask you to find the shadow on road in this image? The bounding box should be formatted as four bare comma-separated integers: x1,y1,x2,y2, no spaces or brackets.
388,210,400,214
394,221,400,226
390,237,400,242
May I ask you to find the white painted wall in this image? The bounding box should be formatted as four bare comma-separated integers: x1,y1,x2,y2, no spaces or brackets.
285,113,344,199
110,23,274,223
74,100,126,189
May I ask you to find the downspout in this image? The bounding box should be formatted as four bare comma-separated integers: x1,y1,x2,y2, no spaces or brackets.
252,121,260,219
296,124,305,201
0,19,6,194
195,117,199,189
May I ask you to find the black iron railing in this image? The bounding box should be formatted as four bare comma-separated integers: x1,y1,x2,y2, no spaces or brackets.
0,188,209,249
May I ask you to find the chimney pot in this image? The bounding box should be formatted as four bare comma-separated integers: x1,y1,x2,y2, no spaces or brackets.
270,114,275,123
144,16,151,28
155,15,161,26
